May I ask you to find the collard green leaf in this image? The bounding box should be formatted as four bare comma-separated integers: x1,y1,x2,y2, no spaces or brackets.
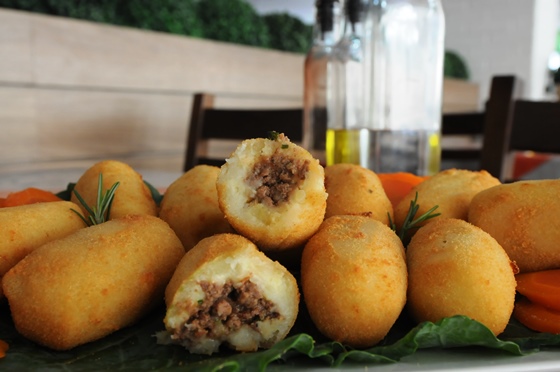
143,180,164,206
3,299,560,371
55,182,75,201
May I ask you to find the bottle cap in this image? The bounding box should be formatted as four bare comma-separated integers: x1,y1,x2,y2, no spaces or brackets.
316,0,335,34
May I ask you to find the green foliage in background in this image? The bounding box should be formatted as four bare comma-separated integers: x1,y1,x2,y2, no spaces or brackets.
444,50,470,80
119,0,204,37
263,13,313,54
0,0,121,23
195,0,270,48
0,0,472,76
0,0,313,54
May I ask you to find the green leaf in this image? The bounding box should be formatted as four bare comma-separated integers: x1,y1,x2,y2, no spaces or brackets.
55,182,75,201
143,180,164,207
3,297,560,371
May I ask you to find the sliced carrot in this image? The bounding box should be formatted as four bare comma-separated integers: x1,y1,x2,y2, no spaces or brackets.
513,298,560,334
2,187,62,208
0,339,8,358
516,269,560,312
377,172,428,209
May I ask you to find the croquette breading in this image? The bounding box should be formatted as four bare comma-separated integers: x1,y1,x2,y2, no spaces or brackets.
469,179,560,273
324,164,393,225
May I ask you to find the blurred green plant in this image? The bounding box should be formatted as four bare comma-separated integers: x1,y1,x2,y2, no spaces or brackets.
195,0,271,48
0,0,472,72
0,0,314,53
0,0,123,24
263,13,313,54
444,50,470,80
119,0,204,37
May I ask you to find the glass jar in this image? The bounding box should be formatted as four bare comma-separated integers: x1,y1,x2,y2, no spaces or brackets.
368,0,445,176
326,0,445,176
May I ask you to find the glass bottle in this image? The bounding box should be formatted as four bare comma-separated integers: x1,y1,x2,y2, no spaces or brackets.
302,0,343,164
326,0,369,166
367,0,445,176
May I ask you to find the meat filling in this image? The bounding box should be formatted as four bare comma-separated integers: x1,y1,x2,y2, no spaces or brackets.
177,279,280,344
247,151,310,206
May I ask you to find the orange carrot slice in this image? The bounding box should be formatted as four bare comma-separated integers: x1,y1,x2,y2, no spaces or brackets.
513,298,560,334
3,187,62,208
516,269,560,312
0,339,8,358
377,172,428,209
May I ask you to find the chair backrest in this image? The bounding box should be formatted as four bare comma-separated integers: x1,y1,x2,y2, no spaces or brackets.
186,78,531,176
509,100,560,153
441,75,517,173
184,93,303,171
478,75,519,180
482,98,560,181
441,111,485,165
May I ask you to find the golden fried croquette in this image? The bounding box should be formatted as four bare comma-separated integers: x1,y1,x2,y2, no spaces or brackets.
324,163,393,225
407,218,516,335
468,179,560,273
0,201,85,298
162,233,299,355
216,134,327,253
3,214,184,350
71,160,157,220
301,215,407,348
159,165,233,251
394,168,500,234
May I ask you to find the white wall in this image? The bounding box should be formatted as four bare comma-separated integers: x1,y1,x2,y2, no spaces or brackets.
442,0,560,105
531,0,560,98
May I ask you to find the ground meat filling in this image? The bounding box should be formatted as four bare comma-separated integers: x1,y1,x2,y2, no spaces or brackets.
247,151,310,207
178,279,280,344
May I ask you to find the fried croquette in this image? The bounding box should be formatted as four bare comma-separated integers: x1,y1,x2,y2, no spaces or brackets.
71,160,157,220
216,134,327,252
301,215,407,348
0,201,85,298
407,218,516,336
3,214,184,350
324,163,393,225
162,233,299,355
394,168,500,234
468,179,560,273
159,165,233,251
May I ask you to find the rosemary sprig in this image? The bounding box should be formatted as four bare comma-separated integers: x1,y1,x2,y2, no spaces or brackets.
71,173,120,226
268,131,280,141
389,192,440,246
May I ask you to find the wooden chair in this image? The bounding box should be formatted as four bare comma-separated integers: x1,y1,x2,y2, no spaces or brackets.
441,111,485,169
481,98,560,181
184,93,303,171
185,77,527,177
441,75,518,172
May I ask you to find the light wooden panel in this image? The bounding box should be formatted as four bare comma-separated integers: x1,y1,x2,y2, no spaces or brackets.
0,8,480,177
0,10,32,83
443,78,481,112
0,9,306,173
0,9,304,98
1,87,188,165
